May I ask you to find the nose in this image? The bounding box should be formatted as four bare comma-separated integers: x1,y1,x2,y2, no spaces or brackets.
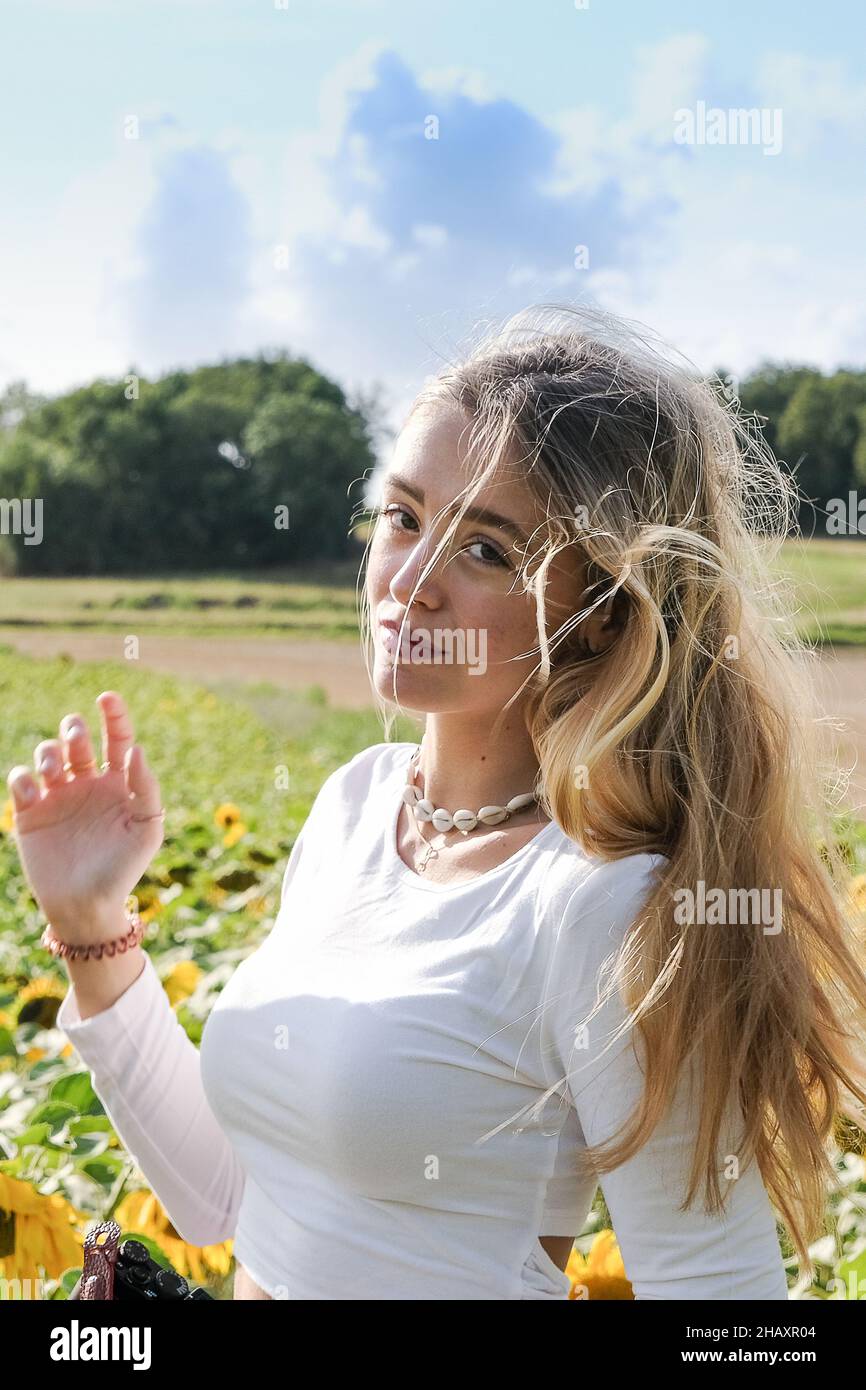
387,533,444,613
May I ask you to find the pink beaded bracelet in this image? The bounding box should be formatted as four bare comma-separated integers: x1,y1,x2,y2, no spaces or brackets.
40,901,146,962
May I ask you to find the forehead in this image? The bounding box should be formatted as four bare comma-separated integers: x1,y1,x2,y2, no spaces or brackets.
385,399,538,524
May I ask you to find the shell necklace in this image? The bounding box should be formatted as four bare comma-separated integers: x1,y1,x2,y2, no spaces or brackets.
402,743,539,873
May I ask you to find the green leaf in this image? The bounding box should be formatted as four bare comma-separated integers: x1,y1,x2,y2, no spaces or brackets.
67,1115,113,1136
49,1071,100,1114
26,1101,78,1134
838,1246,866,1296
12,1122,51,1147
48,1267,82,1299
75,1155,127,1189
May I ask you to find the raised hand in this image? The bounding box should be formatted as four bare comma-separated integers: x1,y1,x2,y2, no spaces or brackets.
6,691,165,945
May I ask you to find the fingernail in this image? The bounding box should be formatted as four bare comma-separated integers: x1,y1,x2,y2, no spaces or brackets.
18,783,35,803
36,755,53,774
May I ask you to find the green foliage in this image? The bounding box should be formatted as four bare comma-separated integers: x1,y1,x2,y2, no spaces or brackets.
777,373,866,530
0,353,380,575
729,362,866,534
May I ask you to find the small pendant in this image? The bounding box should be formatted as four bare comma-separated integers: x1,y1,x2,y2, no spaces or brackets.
418,842,439,873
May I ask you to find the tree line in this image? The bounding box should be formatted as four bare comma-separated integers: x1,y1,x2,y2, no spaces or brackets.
0,353,864,575
0,355,383,575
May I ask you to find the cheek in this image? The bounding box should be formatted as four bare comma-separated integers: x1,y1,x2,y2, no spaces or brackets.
469,592,541,665
364,533,392,599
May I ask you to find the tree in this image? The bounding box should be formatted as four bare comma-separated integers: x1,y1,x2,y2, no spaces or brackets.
0,352,378,574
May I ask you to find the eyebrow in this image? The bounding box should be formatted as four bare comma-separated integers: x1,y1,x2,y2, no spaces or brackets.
380,471,530,547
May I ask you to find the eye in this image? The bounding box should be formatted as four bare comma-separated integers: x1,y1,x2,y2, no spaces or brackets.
464,538,509,568
372,503,511,569
373,503,417,535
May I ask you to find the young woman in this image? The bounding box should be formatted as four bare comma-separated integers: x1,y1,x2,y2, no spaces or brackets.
8,305,866,1300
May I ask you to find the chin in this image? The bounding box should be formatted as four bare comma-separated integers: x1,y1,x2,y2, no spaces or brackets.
370,660,467,713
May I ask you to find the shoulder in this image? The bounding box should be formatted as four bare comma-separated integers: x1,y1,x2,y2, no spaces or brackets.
572,850,668,904
553,849,668,955
327,740,416,789
308,741,416,813
536,849,668,1080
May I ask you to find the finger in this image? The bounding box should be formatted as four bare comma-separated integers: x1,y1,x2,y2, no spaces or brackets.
59,713,100,780
7,765,40,815
96,691,134,774
124,745,163,822
33,739,66,791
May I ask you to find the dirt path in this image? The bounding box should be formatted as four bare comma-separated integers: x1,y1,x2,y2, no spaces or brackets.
3,628,864,815
812,649,866,817
0,630,373,706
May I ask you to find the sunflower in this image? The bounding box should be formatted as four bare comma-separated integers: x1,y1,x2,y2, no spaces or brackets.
114,1189,233,1284
127,885,162,925
222,821,248,849
214,803,243,829
566,1229,634,1300
0,799,14,834
0,1172,86,1285
16,977,67,1030
162,960,204,1008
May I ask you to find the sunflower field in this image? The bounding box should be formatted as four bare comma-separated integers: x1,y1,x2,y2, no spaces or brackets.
1,646,865,1301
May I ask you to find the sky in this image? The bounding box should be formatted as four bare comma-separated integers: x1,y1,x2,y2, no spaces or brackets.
1,0,865,445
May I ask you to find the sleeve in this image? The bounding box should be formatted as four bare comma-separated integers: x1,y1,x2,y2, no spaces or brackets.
55,949,246,1248
540,854,789,1301
53,822,314,1249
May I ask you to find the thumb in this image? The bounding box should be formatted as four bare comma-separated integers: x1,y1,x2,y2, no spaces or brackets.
124,745,163,823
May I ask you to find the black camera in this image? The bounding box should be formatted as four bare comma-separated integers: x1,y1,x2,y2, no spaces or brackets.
68,1219,214,1301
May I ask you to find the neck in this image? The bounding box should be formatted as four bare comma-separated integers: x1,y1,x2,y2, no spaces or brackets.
414,711,541,810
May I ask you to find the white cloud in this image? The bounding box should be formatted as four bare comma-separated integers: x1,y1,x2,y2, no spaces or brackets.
417,66,497,103
411,224,448,249
756,52,866,153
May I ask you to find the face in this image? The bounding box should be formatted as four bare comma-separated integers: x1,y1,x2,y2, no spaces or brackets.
365,398,612,717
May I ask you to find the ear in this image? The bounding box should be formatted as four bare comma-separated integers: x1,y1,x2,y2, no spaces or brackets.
580,583,626,656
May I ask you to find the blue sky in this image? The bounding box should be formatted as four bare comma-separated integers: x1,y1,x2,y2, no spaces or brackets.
2,0,865,439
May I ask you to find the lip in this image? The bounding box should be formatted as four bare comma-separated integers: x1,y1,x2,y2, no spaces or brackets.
378,621,402,657
377,618,450,663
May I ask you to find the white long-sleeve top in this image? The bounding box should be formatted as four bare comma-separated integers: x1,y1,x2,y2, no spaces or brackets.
56,741,789,1300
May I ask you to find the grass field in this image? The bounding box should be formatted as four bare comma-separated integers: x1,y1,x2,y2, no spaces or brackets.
0,564,364,640
0,539,863,643
777,539,866,646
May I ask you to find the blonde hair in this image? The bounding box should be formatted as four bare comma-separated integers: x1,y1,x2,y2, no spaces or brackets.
357,302,866,1277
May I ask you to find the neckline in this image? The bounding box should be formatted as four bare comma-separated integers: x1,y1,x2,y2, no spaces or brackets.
384,745,562,894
